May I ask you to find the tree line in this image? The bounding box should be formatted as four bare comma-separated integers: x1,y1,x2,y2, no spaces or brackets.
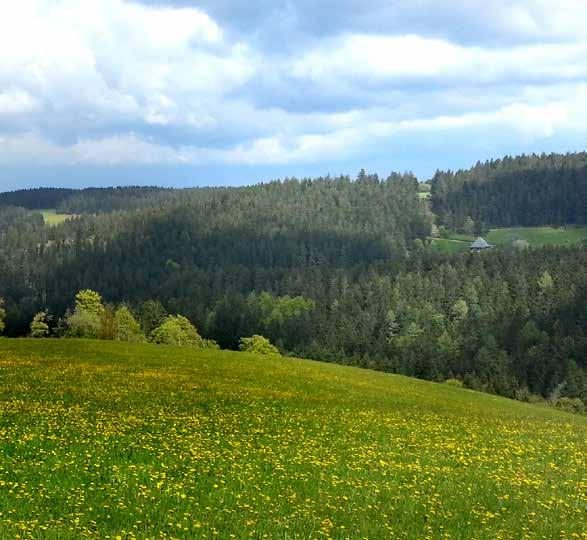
21,288,278,356
0,186,170,213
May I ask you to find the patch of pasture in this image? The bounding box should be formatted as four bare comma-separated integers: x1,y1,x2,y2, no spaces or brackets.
429,237,469,253
430,225,587,252
486,226,587,247
38,209,75,226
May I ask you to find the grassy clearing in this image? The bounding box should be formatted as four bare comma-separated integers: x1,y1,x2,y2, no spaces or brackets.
0,339,584,538
38,209,75,226
443,232,475,242
486,226,587,247
430,226,587,253
429,237,469,253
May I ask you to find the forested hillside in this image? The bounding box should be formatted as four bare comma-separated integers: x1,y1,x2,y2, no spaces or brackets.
0,171,429,325
431,152,587,230
0,186,170,213
0,161,586,407
0,187,77,209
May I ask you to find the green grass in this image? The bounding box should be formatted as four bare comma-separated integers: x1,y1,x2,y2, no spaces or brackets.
429,237,469,253
418,192,431,200
38,209,75,226
0,339,584,539
444,232,476,242
430,226,587,253
486,226,587,247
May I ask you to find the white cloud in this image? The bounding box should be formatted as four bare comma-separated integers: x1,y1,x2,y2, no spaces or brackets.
0,0,256,129
1,90,581,168
0,132,177,166
498,0,587,42
291,33,587,85
384,0,587,44
0,89,40,115
218,100,579,165
0,0,586,178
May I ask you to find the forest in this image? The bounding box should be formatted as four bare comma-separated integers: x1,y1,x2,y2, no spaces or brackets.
0,154,585,408
431,152,587,231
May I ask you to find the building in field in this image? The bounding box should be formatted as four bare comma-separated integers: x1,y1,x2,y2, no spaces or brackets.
470,237,494,252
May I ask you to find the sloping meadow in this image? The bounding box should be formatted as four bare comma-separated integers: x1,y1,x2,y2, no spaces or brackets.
0,339,584,539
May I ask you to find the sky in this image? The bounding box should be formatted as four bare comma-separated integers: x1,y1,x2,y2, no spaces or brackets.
1,0,586,191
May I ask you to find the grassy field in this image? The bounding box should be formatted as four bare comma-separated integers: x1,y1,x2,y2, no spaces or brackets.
442,233,476,242
0,339,584,539
38,209,75,226
486,226,587,247
430,226,587,253
429,237,469,253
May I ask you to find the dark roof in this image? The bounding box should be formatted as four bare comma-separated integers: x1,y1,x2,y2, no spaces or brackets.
470,237,491,249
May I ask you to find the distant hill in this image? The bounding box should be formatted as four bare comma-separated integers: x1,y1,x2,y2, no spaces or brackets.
0,338,584,538
0,172,430,327
4,152,586,229
0,187,77,209
0,186,170,213
430,152,587,230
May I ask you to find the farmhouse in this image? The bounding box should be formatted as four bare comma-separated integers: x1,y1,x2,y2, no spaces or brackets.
470,237,494,252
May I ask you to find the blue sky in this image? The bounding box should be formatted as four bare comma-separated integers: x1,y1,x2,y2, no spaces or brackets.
1,0,586,191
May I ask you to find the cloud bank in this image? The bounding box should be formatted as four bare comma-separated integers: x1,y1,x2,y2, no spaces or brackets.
1,0,586,188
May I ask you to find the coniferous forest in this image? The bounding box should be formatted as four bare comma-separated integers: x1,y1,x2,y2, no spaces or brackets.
431,152,587,229
1,154,586,408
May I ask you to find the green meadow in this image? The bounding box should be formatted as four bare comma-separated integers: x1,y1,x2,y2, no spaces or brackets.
428,237,469,253
0,339,584,539
38,209,75,226
430,226,587,252
486,226,587,247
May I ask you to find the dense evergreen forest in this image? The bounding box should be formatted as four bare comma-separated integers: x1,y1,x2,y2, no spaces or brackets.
0,188,77,210
0,186,170,213
0,154,586,407
431,152,587,231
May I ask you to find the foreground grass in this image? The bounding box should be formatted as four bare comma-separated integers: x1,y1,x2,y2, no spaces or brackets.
0,339,585,539
38,209,76,226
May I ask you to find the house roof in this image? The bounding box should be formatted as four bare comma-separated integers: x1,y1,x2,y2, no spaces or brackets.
471,237,491,249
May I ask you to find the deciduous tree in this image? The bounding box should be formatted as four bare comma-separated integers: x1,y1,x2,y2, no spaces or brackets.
150,315,203,347
114,306,145,343
30,311,50,338
239,335,279,355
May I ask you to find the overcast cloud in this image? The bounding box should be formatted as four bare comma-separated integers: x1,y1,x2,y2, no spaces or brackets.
0,0,586,190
